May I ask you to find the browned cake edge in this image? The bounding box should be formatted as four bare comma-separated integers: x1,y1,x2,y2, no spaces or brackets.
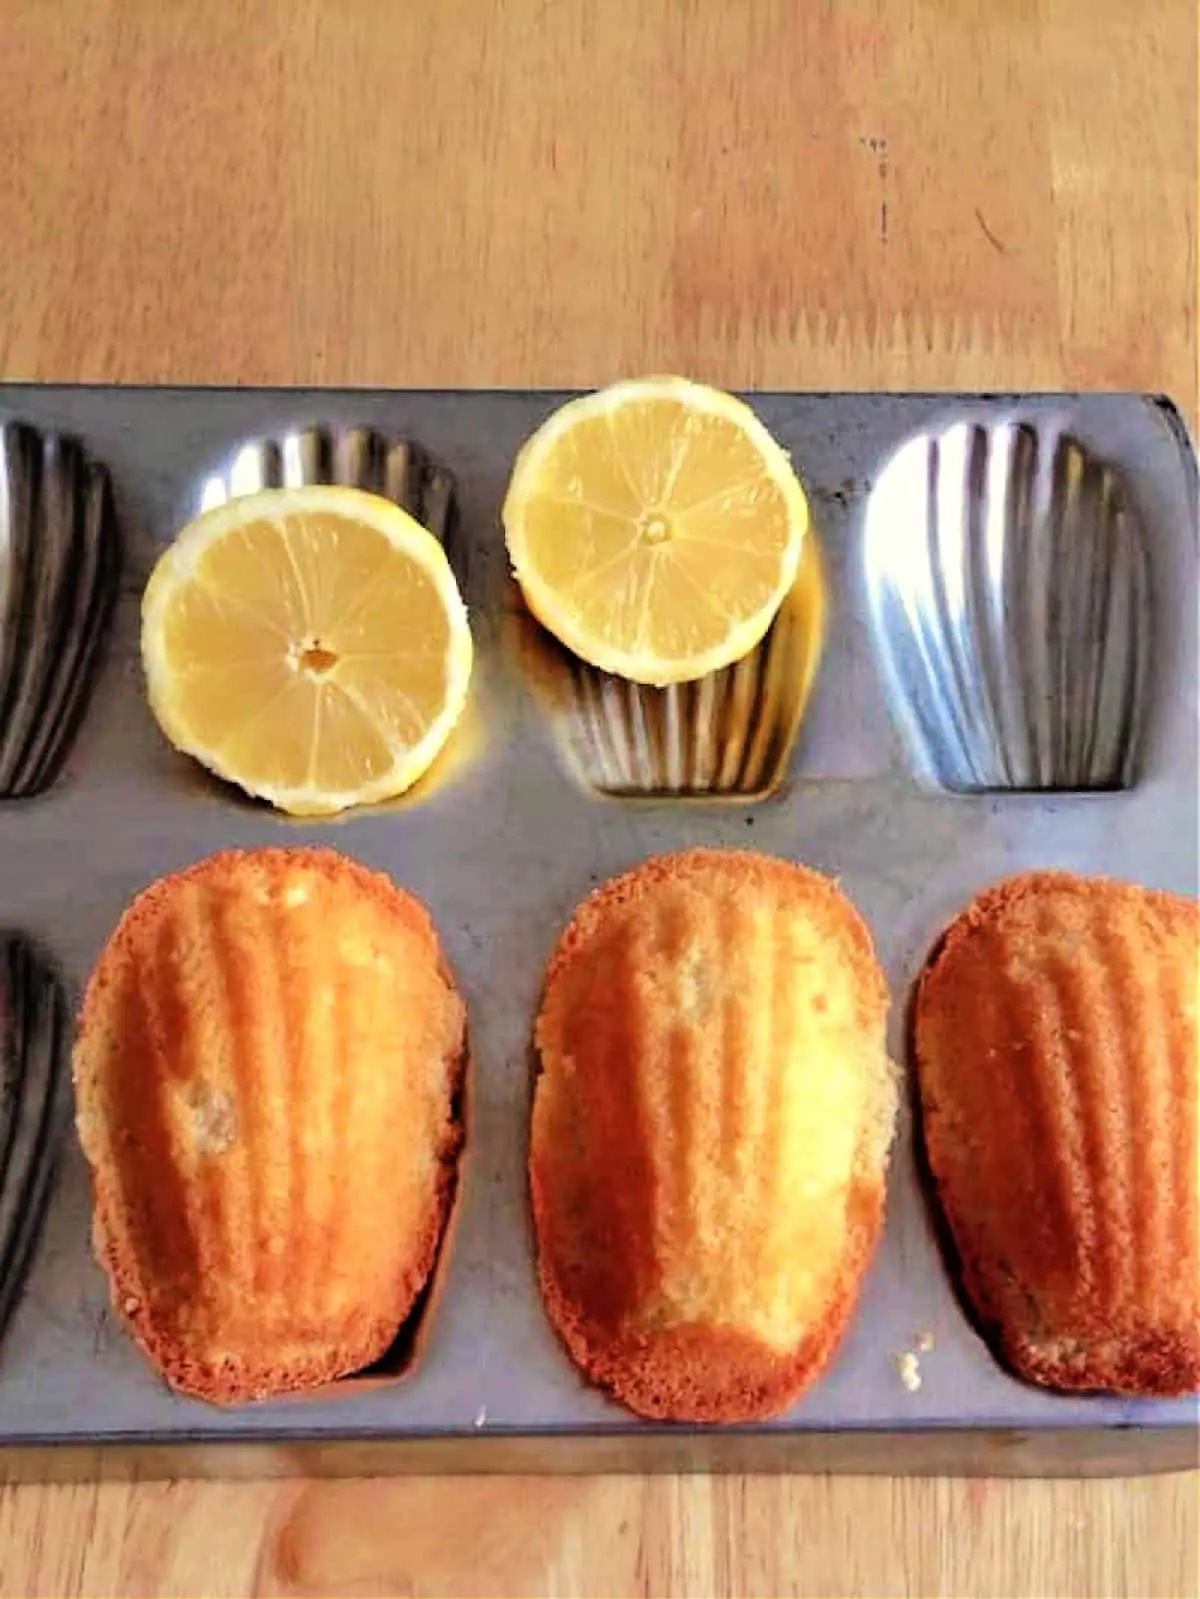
74,845,468,1406
531,1168,887,1424
913,868,1200,1399
530,846,893,1423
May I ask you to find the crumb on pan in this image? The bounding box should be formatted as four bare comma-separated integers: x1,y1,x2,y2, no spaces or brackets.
895,1350,923,1393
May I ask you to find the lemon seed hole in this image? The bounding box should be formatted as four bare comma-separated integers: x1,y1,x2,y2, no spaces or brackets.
639,513,672,546
299,644,339,675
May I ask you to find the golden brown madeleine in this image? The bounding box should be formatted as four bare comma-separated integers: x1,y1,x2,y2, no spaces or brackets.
73,846,466,1404
530,847,897,1422
914,870,1199,1396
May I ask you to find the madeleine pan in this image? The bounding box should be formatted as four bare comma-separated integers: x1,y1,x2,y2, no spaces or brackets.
0,384,1193,1481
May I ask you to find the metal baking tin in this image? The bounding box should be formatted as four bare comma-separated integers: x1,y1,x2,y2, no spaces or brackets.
0,385,1194,1482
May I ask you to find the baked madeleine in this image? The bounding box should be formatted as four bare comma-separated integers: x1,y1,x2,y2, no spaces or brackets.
914,870,1199,1396
530,847,897,1422
73,846,466,1404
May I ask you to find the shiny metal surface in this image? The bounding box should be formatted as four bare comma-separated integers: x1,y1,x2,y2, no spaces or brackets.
864,419,1151,792
0,385,1193,1477
194,423,457,546
0,423,121,799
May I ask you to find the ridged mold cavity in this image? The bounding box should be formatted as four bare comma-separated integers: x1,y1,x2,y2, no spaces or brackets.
514,527,827,800
0,421,122,798
0,932,69,1347
864,420,1150,792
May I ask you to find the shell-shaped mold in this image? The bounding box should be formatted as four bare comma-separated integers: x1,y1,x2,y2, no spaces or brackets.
864,419,1150,791
521,532,826,799
0,932,69,1349
913,871,1199,1396
0,421,122,798
196,424,458,556
530,848,897,1422
71,846,466,1405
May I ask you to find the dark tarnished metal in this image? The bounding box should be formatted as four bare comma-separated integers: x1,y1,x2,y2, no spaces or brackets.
0,422,122,799
0,933,68,1351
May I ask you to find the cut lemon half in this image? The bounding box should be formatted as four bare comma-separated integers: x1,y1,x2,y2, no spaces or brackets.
501,376,809,686
141,485,473,817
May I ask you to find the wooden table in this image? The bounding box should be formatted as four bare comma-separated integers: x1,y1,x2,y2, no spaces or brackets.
0,3,1196,1594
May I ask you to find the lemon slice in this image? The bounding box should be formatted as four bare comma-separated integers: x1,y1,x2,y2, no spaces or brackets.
141,485,473,817
501,375,809,686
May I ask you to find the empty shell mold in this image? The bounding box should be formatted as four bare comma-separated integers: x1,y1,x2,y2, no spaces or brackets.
521,530,827,799
0,422,122,799
196,425,457,552
864,420,1151,792
0,933,68,1349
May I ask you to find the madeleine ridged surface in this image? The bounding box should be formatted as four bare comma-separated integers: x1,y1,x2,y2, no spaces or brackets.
73,847,466,1405
915,871,1199,1396
531,848,897,1422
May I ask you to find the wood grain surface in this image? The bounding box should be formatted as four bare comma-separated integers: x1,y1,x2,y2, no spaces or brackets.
0,2,1196,1595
